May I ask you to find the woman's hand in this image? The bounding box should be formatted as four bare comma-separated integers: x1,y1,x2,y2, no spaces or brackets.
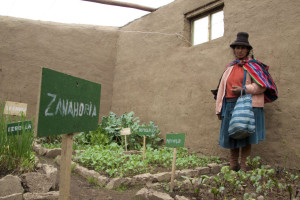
231,86,242,95
217,114,222,120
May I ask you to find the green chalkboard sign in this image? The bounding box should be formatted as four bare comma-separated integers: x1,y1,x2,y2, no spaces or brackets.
166,133,186,147
37,68,101,137
7,121,32,136
138,126,154,136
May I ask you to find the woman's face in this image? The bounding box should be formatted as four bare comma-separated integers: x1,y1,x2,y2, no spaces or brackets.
234,46,249,59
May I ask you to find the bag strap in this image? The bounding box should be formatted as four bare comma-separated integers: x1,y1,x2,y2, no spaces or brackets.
241,70,247,96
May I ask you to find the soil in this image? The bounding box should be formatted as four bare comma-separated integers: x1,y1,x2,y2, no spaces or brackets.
37,156,142,200
69,173,141,200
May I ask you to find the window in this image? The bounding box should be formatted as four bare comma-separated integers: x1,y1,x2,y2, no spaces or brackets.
185,1,224,46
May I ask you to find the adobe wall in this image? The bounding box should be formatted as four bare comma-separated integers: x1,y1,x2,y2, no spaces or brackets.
112,0,300,168
0,16,119,119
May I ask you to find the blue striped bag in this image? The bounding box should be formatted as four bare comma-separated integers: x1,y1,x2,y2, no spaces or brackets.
228,70,255,139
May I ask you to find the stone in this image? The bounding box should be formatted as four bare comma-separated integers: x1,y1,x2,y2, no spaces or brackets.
195,167,210,175
74,165,100,179
97,176,109,186
207,163,221,174
55,155,61,165
0,193,23,200
33,143,41,153
182,179,192,191
23,191,59,200
152,172,171,182
105,178,127,190
149,189,173,200
45,148,61,158
175,195,190,200
21,172,53,193
135,188,150,200
0,175,23,199
41,164,58,190
132,173,154,184
176,169,198,178
34,144,48,156
146,182,160,189
257,195,264,200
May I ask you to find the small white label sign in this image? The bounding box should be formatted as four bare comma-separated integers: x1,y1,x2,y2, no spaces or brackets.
4,101,27,116
120,128,131,136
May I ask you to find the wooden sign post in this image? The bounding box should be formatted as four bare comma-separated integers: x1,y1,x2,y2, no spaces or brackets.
120,128,131,152
166,133,186,192
36,68,101,200
138,126,153,160
4,101,27,116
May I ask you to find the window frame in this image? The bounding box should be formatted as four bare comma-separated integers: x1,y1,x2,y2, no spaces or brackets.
185,0,224,46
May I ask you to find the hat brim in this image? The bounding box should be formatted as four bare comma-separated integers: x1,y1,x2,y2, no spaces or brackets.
230,42,252,49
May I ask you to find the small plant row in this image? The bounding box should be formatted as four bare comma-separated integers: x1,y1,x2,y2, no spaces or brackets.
179,156,299,200
74,143,222,177
40,111,163,151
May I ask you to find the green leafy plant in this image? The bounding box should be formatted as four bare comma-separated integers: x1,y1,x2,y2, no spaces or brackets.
70,112,163,150
182,175,208,197
246,156,261,170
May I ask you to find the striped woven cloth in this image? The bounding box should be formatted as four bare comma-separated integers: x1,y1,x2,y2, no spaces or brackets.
227,59,278,103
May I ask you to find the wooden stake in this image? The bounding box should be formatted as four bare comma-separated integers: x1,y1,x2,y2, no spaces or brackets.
82,0,156,12
143,135,146,160
59,133,74,200
170,147,177,192
124,135,127,152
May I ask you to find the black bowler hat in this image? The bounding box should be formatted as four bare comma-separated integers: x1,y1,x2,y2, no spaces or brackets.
230,32,252,49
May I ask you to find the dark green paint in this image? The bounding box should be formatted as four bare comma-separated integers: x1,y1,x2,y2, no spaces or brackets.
138,126,153,136
166,133,186,147
7,121,32,136
37,68,101,137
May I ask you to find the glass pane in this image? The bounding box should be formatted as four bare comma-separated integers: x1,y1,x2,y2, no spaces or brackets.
211,10,224,40
193,16,209,45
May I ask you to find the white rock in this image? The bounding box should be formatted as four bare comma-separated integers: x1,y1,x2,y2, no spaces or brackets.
153,172,171,182
21,172,53,193
105,178,127,190
257,195,264,200
41,164,58,190
0,175,23,199
132,173,154,183
195,167,210,175
23,191,59,200
45,148,61,158
175,195,190,200
135,188,150,200
149,189,174,200
176,169,198,178
207,163,221,174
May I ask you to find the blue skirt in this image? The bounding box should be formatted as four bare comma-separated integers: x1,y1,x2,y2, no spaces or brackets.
219,101,265,149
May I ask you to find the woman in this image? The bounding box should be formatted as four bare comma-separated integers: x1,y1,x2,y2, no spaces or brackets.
214,32,278,171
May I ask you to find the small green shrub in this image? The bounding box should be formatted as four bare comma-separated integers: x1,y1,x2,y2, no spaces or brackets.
73,112,163,150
